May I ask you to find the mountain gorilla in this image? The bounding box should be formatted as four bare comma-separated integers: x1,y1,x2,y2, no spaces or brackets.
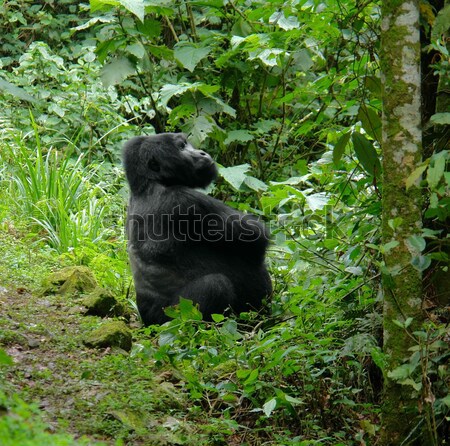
123,133,272,325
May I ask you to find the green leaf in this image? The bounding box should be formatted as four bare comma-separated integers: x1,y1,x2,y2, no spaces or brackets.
269,12,300,30
399,378,422,391
411,255,431,272
219,164,250,191
381,240,399,253
430,112,450,125
0,348,13,366
283,395,303,405
441,395,450,408
305,192,329,211
0,78,37,103
198,88,236,117
224,130,254,145
158,331,177,346
249,48,285,67
159,83,196,108
358,105,382,142
351,131,381,177
178,298,203,320
244,368,259,384
236,369,250,379
100,57,136,86
174,43,211,72
118,0,145,21
404,317,413,328
136,18,162,38
393,319,406,329
345,266,363,276
405,235,426,253
211,313,225,322
90,0,116,13
431,4,450,41
72,16,114,31
364,76,382,98
221,319,240,338
370,347,388,373
231,19,253,37
49,103,65,118
333,131,351,165
405,163,428,190
185,115,216,146
244,176,268,192
427,151,447,189
90,0,145,21
126,42,146,59
388,217,403,231
263,398,277,417
253,119,280,134
294,49,313,71
388,363,414,380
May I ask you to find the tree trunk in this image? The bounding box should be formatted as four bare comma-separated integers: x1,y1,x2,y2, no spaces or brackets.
380,1,424,444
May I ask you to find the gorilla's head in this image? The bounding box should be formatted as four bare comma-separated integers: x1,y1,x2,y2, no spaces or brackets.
123,133,218,194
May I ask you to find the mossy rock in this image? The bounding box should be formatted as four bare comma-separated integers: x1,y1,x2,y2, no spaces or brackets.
83,321,132,351
41,266,97,296
82,287,131,319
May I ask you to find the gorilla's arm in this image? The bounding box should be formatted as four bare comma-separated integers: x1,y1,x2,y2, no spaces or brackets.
174,188,270,253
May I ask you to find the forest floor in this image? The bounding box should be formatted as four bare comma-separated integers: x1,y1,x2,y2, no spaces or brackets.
0,286,207,445
0,233,232,446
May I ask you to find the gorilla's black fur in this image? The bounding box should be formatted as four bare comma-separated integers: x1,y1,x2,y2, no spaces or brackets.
123,133,272,325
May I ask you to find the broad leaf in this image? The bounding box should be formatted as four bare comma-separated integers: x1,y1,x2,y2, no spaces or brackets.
358,104,382,142
305,192,329,211
406,235,426,253
159,83,197,108
100,57,135,86
411,255,431,272
263,398,277,417
388,363,414,380
333,131,351,165
185,115,215,146
405,163,428,190
90,0,145,21
244,176,268,192
427,151,447,189
269,11,300,30
219,164,250,191
174,43,211,72
441,395,450,408
430,112,450,125
293,49,313,72
126,42,146,59
0,78,37,103
431,4,450,41
351,132,381,177
224,130,254,144
345,266,363,276
249,48,285,67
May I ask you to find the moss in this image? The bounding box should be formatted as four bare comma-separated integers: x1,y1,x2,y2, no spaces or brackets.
380,2,425,444
83,321,132,352
41,266,97,296
82,287,131,319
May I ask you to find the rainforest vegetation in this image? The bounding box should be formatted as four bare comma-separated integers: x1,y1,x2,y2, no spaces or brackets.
0,1,448,445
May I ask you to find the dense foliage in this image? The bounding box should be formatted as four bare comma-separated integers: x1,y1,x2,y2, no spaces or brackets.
0,0,448,445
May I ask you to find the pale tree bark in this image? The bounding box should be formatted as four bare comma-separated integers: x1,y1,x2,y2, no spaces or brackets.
380,1,424,444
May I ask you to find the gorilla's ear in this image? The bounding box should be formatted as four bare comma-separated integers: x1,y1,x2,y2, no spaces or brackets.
147,156,160,172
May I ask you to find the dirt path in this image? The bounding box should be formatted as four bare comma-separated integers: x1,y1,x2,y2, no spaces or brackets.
0,285,200,445
1,286,114,440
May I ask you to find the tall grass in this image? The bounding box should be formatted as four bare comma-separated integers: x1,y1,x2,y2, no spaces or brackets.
0,118,113,253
